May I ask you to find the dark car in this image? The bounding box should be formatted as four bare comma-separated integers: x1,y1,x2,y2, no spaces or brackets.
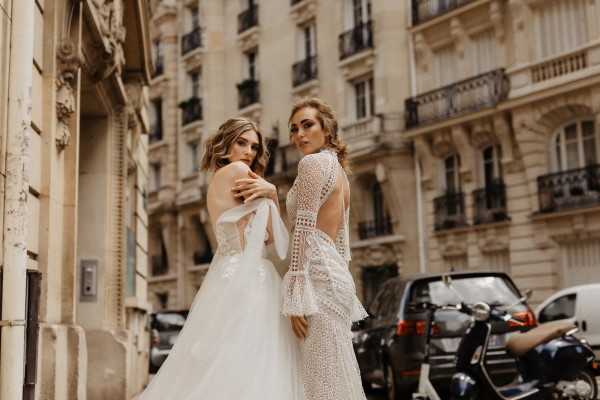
148,310,188,373
352,271,536,399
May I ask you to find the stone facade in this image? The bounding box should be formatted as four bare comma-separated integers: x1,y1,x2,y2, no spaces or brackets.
0,0,153,399
406,0,600,303
147,0,418,310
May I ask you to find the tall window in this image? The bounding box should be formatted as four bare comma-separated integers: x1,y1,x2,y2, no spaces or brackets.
553,119,597,172
188,141,199,174
471,30,497,75
149,98,163,142
304,24,316,58
353,76,374,120
535,0,589,59
151,163,162,192
444,154,461,193
482,145,502,187
246,50,257,80
190,6,199,29
433,45,457,88
189,71,201,98
348,0,372,27
372,181,385,222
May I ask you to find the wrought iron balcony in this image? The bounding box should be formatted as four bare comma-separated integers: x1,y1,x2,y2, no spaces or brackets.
473,181,509,225
339,20,373,60
151,255,168,276
412,0,475,25
538,164,600,213
153,55,164,77
405,69,508,129
238,6,259,34
181,26,202,55
237,79,260,109
292,55,318,87
179,97,203,125
358,216,393,240
434,192,467,230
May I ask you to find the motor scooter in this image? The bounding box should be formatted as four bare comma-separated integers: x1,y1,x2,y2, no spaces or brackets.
450,301,598,399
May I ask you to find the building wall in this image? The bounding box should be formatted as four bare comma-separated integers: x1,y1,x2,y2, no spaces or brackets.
0,0,153,398
147,0,418,311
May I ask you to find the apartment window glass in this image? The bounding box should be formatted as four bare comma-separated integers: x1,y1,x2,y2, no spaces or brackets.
482,145,502,187
190,71,200,97
553,119,598,172
536,0,589,59
190,7,199,29
353,76,374,120
151,163,162,191
346,0,371,28
471,30,497,75
246,50,257,80
149,98,163,141
188,141,199,174
444,154,460,193
433,45,457,87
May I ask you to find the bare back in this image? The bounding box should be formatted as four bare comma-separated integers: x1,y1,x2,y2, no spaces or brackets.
316,166,350,241
206,161,250,233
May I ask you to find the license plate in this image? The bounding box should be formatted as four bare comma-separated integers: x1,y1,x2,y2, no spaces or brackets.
488,334,506,349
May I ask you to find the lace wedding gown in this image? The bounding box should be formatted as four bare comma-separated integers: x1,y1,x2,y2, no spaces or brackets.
139,198,304,400
282,149,368,400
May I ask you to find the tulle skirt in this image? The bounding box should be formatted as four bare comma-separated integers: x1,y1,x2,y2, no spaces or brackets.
138,253,304,400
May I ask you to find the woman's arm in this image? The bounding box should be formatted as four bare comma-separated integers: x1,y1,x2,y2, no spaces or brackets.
231,171,278,204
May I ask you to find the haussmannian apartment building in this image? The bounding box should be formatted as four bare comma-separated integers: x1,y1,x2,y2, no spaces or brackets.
0,0,154,399
147,0,600,315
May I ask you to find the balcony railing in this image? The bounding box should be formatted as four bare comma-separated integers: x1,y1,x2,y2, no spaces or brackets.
538,164,600,213
153,55,164,77
181,26,202,55
405,68,508,129
237,79,260,109
151,255,168,276
473,181,509,225
412,0,475,25
179,97,203,125
434,192,466,230
238,6,259,34
339,20,373,60
358,216,393,240
292,55,318,87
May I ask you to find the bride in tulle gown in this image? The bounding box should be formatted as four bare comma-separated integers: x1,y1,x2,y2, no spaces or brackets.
138,118,304,400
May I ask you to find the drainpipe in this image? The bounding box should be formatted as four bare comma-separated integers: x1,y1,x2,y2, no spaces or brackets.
0,1,35,399
408,2,426,273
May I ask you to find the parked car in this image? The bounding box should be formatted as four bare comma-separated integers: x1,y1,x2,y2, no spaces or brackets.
148,310,188,373
535,284,600,356
352,271,536,399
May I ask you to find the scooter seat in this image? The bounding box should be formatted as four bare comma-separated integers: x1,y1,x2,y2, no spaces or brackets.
506,320,575,356
498,380,540,398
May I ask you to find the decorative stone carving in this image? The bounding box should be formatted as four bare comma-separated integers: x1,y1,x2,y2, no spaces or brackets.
414,32,431,72
414,136,435,189
352,242,404,269
489,1,505,42
431,130,454,159
290,0,317,25
471,120,496,149
55,40,82,152
89,0,127,81
450,18,466,58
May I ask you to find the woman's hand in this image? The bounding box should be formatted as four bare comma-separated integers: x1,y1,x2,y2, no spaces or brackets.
290,316,309,340
232,171,277,203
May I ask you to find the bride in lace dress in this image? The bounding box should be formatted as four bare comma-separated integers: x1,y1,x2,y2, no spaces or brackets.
283,98,368,400
138,118,304,400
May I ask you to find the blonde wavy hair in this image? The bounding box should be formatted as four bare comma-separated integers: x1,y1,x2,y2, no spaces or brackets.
201,117,268,175
288,97,349,170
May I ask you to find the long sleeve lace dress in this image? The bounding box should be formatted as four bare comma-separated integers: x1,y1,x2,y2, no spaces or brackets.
282,149,368,400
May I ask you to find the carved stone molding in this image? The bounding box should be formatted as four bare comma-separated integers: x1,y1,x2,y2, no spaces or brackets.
352,242,404,269
489,1,505,42
414,32,431,72
450,18,466,58
290,0,317,25
55,40,82,152
471,120,496,149
438,233,468,258
238,28,260,53
414,136,435,189
89,0,127,81
431,130,454,159
452,125,474,183
477,225,509,253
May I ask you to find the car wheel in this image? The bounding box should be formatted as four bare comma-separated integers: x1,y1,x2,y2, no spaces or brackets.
572,370,598,399
384,363,397,400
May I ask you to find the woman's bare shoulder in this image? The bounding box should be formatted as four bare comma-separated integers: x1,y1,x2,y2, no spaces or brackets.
212,161,251,183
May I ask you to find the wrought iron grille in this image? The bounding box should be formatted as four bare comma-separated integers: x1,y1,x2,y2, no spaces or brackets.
179,97,203,125
238,6,259,34
292,55,318,87
538,164,600,213
358,216,393,240
338,20,373,60
237,79,260,109
411,0,475,25
405,69,508,129
434,192,467,230
181,27,202,55
473,181,509,225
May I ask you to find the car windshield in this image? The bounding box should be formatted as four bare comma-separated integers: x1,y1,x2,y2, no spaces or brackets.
154,313,186,330
410,276,520,306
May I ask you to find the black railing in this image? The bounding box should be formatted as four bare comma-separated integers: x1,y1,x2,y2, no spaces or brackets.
434,192,467,230
193,249,213,265
237,79,260,109
181,26,202,55
291,0,303,5
153,55,164,77
149,126,163,143
0,270,42,400
358,216,393,240
179,97,203,125
412,0,475,25
339,20,373,60
538,164,600,213
292,55,318,87
405,69,508,129
238,6,259,34
152,255,168,276
473,181,509,225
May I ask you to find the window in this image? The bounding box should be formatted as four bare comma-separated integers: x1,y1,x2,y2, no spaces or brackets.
190,6,199,29
535,0,589,59
298,23,317,59
538,294,577,323
372,181,385,222
149,98,163,142
553,119,598,172
189,71,201,98
346,0,372,28
156,292,169,310
482,145,502,187
470,29,497,75
245,50,258,80
151,163,162,192
188,141,199,174
433,45,457,88
353,76,374,120
444,154,461,193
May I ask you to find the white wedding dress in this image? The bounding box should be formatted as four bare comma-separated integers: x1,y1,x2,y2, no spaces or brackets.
139,198,304,400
